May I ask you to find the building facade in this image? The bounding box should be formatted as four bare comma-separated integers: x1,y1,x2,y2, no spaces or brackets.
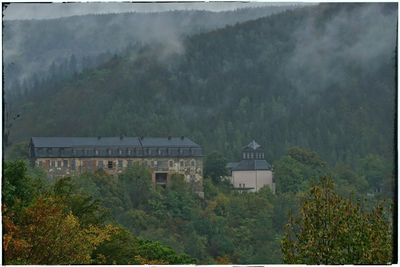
227,140,275,193
29,136,203,195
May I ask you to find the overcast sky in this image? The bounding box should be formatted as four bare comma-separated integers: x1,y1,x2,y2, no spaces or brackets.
3,2,299,20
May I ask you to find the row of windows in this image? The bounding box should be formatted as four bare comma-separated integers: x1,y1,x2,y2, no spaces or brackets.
36,147,202,157
39,159,197,170
242,152,264,159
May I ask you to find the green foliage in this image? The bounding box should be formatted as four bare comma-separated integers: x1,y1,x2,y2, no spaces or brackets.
358,154,391,193
204,152,228,184
136,240,196,264
118,164,153,208
274,147,329,193
281,177,393,264
3,153,394,264
3,160,41,209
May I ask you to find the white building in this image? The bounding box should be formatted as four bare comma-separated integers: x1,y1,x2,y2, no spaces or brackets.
227,140,275,193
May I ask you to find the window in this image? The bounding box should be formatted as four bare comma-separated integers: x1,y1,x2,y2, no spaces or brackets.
57,160,62,167
108,161,113,169
191,160,196,167
98,160,104,169
239,183,242,187
118,160,123,168
63,160,68,168
107,149,112,156
95,150,99,156
158,149,161,156
119,149,122,155
153,161,158,167
128,149,131,156
185,160,189,167
169,160,174,168
51,160,55,168
71,160,76,170
180,160,184,168
243,153,246,159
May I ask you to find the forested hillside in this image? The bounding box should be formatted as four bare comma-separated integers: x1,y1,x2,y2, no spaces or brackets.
3,5,294,94
3,150,394,264
8,3,397,171
3,3,397,264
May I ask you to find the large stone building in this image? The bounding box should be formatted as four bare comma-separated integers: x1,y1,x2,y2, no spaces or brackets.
29,136,203,195
227,140,275,193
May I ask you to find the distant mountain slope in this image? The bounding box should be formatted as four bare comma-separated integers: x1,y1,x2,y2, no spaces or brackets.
8,3,397,166
3,5,294,93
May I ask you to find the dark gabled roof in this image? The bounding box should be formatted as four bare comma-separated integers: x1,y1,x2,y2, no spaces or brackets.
31,137,200,148
231,159,272,171
139,137,199,147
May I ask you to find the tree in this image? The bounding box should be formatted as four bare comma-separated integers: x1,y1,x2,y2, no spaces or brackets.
3,160,41,210
118,164,153,208
204,152,228,184
91,226,140,264
281,177,393,264
358,154,390,193
3,196,117,264
134,240,196,264
274,147,329,193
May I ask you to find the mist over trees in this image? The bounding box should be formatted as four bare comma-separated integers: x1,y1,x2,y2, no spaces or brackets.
3,5,293,95
7,4,396,168
3,3,397,264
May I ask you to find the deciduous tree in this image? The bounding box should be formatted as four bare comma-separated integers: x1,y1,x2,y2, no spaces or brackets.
281,177,392,264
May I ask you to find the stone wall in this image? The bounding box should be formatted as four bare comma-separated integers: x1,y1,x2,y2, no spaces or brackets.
34,156,203,195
